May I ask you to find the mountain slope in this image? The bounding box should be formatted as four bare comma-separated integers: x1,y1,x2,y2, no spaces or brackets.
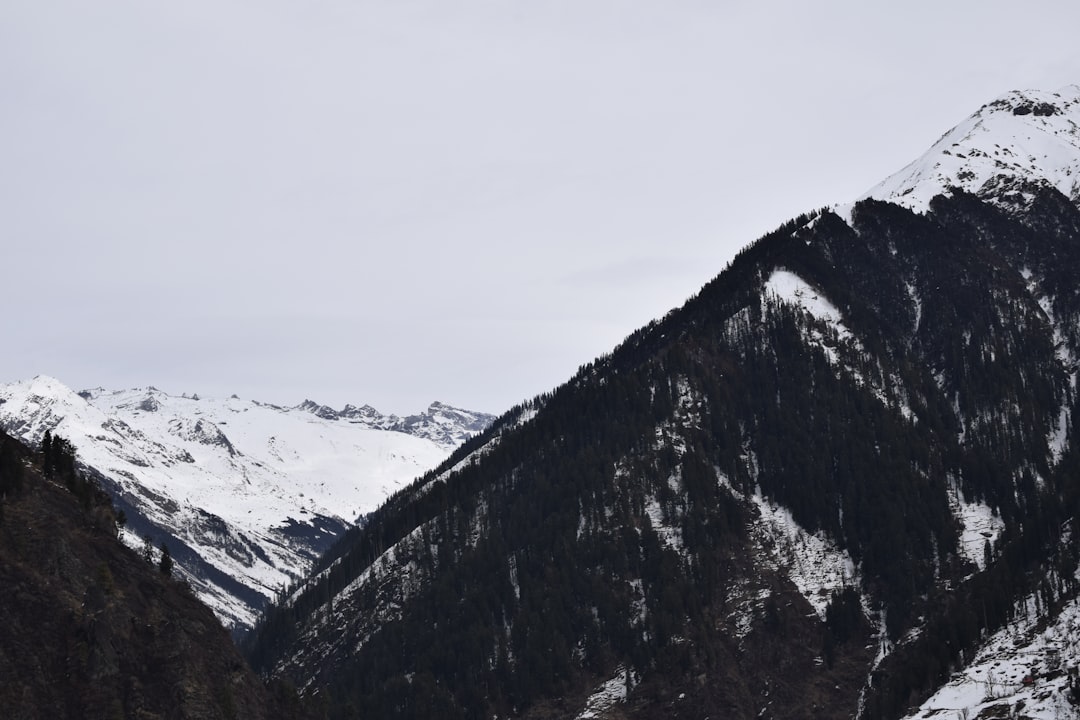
0,378,493,630
0,428,307,720
244,85,1080,720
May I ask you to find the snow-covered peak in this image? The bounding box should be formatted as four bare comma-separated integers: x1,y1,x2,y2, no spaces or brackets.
293,396,494,449
294,399,341,420
0,374,101,446
339,403,383,422
855,85,1080,214
19,373,78,396
394,401,494,448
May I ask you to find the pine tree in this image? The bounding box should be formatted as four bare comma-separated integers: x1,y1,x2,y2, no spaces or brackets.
159,542,174,577
41,429,54,474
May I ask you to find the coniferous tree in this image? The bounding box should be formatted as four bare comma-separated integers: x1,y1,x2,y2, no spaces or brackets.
0,437,24,498
143,535,154,564
159,542,174,577
41,429,54,475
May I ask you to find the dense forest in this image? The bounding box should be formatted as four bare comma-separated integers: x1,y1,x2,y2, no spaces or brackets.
0,429,308,720
244,186,1080,719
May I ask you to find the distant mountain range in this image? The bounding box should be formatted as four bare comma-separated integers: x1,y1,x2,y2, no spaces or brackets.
0,376,493,630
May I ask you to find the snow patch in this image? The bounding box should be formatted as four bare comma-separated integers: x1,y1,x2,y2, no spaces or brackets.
764,270,853,345
574,667,630,720
948,481,1005,572
764,270,915,422
1021,267,1075,465
717,470,858,620
906,591,1080,720
644,494,684,556
905,281,922,335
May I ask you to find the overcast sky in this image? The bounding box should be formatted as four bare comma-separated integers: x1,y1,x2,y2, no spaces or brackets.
3,0,1080,415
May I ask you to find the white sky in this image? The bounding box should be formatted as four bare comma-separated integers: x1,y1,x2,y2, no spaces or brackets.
3,0,1080,415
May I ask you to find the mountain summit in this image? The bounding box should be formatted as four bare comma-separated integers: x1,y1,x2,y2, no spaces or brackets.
856,85,1080,213
245,87,1080,720
295,397,493,448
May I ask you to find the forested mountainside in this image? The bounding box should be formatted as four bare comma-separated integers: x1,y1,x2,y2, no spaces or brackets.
0,379,493,631
0,428,308,720
246,87,1080,720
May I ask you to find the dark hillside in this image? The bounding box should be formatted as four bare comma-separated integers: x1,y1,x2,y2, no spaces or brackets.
246,188,1080,720
0,430,305,720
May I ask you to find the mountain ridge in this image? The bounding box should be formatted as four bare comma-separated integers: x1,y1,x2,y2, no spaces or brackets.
245,87,1080,720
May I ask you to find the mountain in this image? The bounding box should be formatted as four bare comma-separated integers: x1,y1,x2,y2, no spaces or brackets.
854,86,1080,213
0,428,308,720
244,85,1080,720
300,399,493,449
0,377,494,631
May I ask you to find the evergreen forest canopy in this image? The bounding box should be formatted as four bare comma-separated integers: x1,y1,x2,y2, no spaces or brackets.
0,428,308,719
243,186,1080,720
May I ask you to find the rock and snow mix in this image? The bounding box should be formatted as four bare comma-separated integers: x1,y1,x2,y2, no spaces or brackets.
0,375,490,629
764,269,854,348
764,268,918,422
717,471,858,621
853,86,1080,217
948,481,1006,573
906,594,1080,720
284,521,436,689
749,488,858,620
574,667,630,720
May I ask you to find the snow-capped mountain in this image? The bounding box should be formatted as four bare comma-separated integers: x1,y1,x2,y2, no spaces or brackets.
295,398,493,449
0,376,493,630
245,87,1080,720
856,85,1080,213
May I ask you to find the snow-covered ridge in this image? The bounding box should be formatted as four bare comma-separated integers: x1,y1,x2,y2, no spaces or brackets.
292,397,493,450
0,376,492,629
857,85,1080,214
